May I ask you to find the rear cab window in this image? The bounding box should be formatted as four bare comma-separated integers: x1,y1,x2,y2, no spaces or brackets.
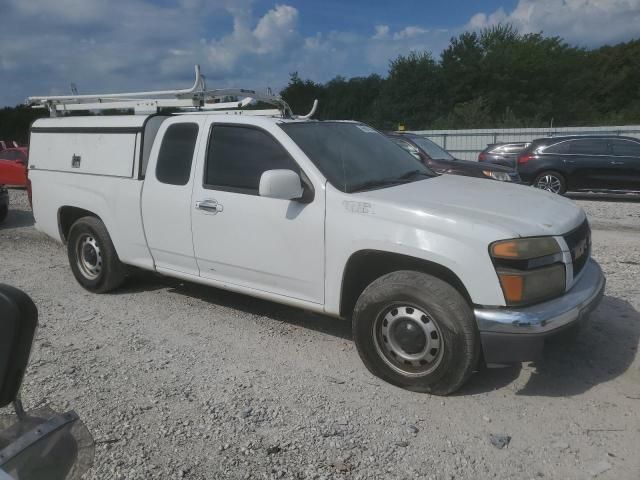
155,123,199,186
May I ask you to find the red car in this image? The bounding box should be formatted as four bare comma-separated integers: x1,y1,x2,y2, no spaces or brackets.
0,147,28,187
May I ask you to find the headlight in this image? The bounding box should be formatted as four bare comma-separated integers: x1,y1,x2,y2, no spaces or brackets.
491,237,560,259
490,237,565,306
482,170,513,182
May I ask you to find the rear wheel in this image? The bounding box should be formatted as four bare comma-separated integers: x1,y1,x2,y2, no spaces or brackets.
67,216,126,293
533,171,566,194
352,271,480,395
0,205,7,223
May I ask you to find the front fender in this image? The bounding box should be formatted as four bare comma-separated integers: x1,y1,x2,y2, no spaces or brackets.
324,188,507,316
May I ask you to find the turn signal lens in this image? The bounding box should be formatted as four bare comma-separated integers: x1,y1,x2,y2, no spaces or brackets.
492,240,519,258
497,264,566,306
491,237,560,260
497,273,524,303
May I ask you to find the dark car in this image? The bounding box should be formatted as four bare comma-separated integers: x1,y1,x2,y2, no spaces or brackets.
387,133,520,183
0,186,8,223
517,135,640,194
478,142,530,168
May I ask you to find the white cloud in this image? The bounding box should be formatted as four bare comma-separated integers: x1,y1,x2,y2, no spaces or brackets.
254,4,298,52
393,26,429,40
372,25,390,39
1,0,639,107
205,4,299,72
469,0,640,45
8,0,110,23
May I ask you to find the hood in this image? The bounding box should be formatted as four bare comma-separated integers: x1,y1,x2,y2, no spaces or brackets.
356,174,585,238
451,158,514,173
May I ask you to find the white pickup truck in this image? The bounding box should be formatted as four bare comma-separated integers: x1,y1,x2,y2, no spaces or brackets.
26,86,605,395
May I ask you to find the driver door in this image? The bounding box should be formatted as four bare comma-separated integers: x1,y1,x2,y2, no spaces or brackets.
190,122,325,304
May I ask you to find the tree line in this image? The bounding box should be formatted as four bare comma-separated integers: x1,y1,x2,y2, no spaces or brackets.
281,25,640,130
1,24,639,143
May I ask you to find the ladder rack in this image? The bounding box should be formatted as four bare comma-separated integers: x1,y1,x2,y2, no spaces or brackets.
27,65,300,118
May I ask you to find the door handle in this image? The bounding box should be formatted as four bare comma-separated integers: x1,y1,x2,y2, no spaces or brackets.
196,199,224,214
610,161,624,165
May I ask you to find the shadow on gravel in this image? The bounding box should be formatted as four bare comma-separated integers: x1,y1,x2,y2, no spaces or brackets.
117,273,638,397
0,208,34,229
458,364,523,395
117,270,353,340
567,192,640,203
462,295,640,396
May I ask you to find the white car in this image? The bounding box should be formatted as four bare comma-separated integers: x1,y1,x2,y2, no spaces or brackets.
26,80,605,395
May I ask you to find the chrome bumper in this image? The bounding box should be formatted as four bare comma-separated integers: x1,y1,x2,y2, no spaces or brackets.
475,259,605,363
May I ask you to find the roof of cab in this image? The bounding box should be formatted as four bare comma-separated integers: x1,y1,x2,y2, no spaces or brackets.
30,114,358,131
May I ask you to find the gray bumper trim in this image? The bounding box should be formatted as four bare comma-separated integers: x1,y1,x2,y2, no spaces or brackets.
474,259,605,335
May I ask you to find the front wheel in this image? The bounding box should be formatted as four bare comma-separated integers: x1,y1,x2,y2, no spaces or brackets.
0,205,7,224
67,216,126,293
352,271,480,395
533,171,567,194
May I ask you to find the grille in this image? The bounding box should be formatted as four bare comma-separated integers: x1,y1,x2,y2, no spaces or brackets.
563,219,591,278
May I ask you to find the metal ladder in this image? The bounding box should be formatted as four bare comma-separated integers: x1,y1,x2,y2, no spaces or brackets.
27,65,317,119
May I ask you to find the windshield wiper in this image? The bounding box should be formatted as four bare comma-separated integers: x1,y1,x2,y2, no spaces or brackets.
349,177,404,192
396,169,430,180
349,170,431,192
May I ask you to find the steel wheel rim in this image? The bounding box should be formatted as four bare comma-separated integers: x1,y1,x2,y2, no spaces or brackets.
535,174,562,193
75,234,102,280
373,305,444,377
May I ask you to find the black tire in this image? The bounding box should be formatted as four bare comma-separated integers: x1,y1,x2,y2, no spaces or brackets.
0,205,7,224
67,216,126,293
352,271,480,395
533,170,567,195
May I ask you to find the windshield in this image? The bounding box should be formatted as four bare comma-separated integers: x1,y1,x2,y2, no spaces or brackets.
280,122,434,193
411,137,455,160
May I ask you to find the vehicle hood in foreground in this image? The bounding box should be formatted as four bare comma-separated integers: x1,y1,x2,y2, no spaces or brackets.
356,174,585,238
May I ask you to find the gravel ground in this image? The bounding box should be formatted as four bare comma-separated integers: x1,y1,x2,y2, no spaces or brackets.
1,188,639,480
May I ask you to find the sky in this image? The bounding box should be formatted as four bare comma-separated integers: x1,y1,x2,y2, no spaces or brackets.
1,0,640,107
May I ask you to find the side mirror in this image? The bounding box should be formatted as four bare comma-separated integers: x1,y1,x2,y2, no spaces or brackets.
0,285,38,408
259,169,304,201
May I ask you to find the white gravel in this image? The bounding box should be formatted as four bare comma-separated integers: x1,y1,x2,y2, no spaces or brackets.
1,188,639,480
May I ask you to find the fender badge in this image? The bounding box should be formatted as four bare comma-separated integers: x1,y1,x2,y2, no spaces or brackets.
343,201,374,215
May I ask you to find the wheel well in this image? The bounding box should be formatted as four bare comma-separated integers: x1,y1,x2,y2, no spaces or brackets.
339,250,472,319
57,206,99,243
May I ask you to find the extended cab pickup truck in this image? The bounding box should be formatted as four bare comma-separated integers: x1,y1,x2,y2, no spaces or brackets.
28,113,606,394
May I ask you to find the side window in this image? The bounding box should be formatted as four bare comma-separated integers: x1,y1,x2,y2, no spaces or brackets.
205,125,298,194
544,141,570,154
610,139,640,157
568,139,609,155
155,123,199,186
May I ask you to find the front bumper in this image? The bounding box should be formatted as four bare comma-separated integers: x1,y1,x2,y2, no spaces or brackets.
475,259,606,364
